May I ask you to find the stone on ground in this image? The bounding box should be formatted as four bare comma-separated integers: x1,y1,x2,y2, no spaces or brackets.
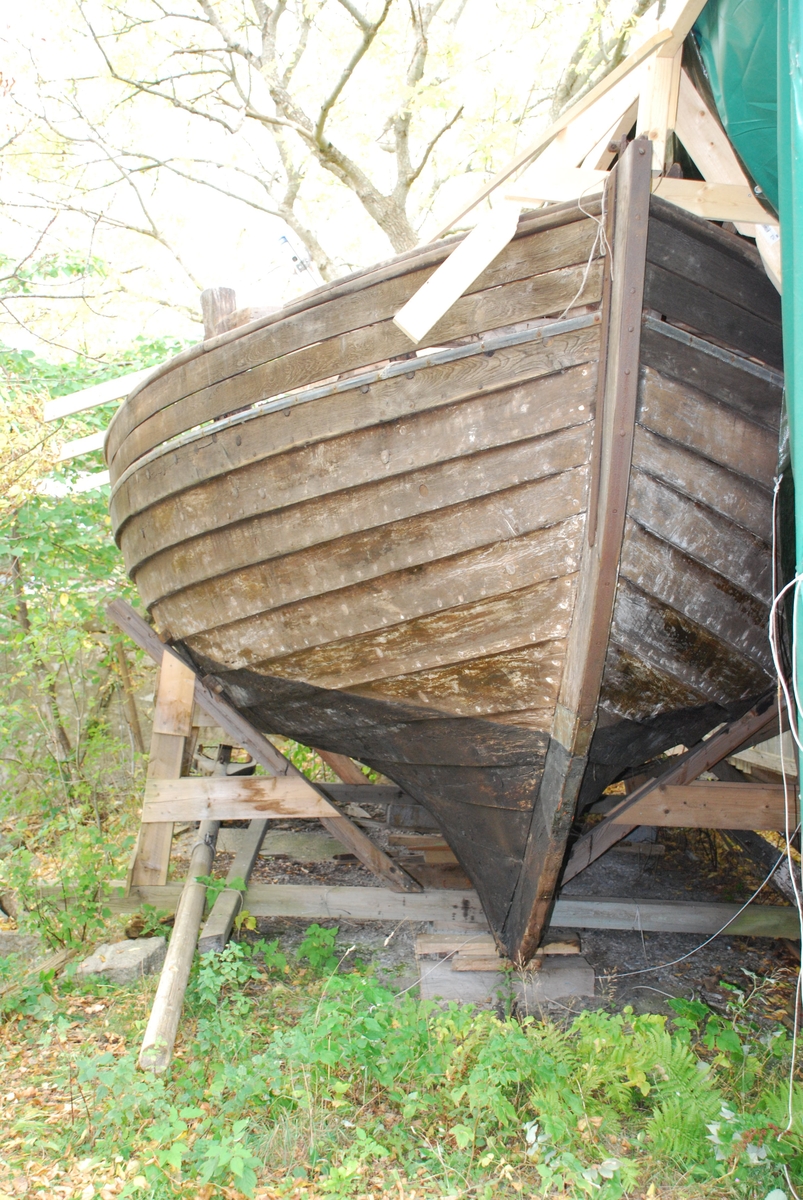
78,937,167,984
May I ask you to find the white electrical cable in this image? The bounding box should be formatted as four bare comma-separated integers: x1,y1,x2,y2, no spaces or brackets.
767,474,803,1137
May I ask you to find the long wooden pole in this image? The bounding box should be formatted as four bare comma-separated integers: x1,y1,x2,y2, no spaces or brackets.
138,818,219,1074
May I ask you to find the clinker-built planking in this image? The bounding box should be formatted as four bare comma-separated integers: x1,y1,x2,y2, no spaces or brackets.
106,138,783,963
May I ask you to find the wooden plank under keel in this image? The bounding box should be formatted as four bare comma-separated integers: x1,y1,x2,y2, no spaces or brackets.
107,599,422,894
503,137,653,963
610,780,791,830
562,693,779,883
113,884,801,940
142,776,335,822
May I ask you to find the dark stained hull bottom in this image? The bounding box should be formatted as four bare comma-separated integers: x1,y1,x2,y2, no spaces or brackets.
188,650,754,946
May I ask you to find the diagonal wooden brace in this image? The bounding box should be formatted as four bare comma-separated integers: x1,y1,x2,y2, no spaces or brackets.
107,599,422,894
561,693,781,884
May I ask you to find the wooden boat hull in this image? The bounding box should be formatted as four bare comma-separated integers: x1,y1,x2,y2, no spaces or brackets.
107,139,783,961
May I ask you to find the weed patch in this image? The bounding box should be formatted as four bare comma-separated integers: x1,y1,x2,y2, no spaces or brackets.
0,929,800,1198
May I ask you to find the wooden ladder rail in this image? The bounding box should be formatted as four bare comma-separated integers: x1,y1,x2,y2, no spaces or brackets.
107,599,421,895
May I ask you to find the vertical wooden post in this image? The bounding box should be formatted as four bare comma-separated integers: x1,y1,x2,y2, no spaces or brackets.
200,287,236,339
636,48,682,172
128,653,196,889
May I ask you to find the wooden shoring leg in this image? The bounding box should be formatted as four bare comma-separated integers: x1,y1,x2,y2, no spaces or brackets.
128,653,196,890
107,599,421,894
139,819,219,1074
198,819,269,953
561,693,779,885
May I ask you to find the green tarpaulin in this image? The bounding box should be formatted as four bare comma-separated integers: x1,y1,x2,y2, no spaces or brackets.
696,0,802,673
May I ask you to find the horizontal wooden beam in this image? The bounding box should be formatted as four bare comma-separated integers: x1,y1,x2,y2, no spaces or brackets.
611,780,793,830
562,695,778,883
508,173,777,225
142,776,334,822
44,367,154,422
107,883,800,939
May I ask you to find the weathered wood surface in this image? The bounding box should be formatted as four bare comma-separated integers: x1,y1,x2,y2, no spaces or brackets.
108,221,602,481
139,819,219,1074
112,884,801,940
115,330,599,560
107,143,785,961
198,818,268,953
610,780,790,830
142,776,336,822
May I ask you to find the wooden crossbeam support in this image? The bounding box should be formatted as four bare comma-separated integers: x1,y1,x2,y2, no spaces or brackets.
562,694,780,884
431,29,672,241
109,884,800,940
107,599,421,894
142,776,337,822
508,173,777,225
610,780,793,831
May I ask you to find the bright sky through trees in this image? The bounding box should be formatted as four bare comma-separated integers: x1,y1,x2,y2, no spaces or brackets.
1,0,659,360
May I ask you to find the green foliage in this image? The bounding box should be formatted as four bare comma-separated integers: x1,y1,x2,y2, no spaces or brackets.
0,926,800,1198
0,816,120,948
297,922,340,973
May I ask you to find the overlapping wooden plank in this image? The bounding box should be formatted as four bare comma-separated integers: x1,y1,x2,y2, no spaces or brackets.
133,422,593,603
631,425,772,542
619,521,772,671
152,469,587,640
109,249,602,478
107,215,598,451
610,581,771,707
348,640,566,720
646,215,781,325
628,471,772,603
640,321,782,431
637,367,778,486
115,339,599,550
189,560,579,688
644,262,783,368
600,642,708,720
